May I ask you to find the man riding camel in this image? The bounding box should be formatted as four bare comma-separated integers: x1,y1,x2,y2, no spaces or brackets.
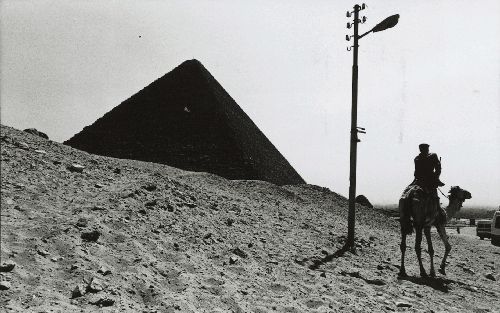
413,143,445,194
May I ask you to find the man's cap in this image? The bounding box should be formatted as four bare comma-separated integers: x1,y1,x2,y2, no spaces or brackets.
419,143,429,149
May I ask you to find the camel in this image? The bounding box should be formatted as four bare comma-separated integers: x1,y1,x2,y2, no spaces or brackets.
398,185,471,277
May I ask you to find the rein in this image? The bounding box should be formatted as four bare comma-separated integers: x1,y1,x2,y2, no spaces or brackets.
438,187,449,199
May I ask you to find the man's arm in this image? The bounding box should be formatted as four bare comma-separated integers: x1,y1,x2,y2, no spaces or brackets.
414,158,417,177
430,153,441,176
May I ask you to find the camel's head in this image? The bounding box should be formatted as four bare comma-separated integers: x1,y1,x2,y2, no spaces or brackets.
449,186,472,206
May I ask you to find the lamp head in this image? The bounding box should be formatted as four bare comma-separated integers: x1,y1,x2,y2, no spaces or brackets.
372,14,399,33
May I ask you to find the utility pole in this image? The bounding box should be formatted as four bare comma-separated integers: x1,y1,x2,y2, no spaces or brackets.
345,5,399,251
346,4,361,251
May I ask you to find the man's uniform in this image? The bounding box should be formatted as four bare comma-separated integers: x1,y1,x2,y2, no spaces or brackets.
413,151,444,194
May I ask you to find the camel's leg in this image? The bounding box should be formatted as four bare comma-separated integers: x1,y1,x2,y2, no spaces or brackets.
436,224,451,275
424,227,435,277
415,226,427,277
399,232,408,277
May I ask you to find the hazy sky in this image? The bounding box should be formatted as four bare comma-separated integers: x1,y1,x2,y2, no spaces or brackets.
1,0,499,206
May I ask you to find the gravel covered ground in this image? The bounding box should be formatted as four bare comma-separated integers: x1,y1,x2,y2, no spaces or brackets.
1,124,499,312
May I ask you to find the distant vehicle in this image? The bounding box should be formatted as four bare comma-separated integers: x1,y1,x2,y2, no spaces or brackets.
476,220,491,240
491,211,500,246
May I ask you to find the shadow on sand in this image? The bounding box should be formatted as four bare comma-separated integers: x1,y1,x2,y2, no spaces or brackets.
398,275,453,293
308,245,351,270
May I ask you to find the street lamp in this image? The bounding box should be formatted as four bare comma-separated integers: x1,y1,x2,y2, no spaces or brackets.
344,4,399,251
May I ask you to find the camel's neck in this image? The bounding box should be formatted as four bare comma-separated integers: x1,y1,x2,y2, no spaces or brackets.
445,198,463,221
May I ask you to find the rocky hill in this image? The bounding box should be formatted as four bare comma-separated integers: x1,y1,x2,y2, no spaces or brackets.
1,124,499,312
64,60,304,186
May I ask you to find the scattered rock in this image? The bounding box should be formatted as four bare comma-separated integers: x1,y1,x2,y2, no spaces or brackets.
87,278,104,293
98,266,111,276
0,281,12,290
294,257,308,266
13,183,25,189
76,217,88,227
37,249,50,257
15,141,30,150
226,218,234,226
34,149,47,155
0,261,15,272
91,205,106,211
229,256,239,264
23,128,49,139
485,273,496,281
67,164,85,173
81,230,101,242
13,205,25,212
465,285,478,292
0,135,10,143
340,270,360,278
205,278,225,286
463,267,475,274
355,195,373,208
203,233,216,245
395,301,412,308
305,300,325,309
71,285,85,298
365,278,386,286
121,191,135,199
94,183,104,188
184,202,196,208
232,247,248,258
142,183,157,192
91,296,115,307
340,270,386,286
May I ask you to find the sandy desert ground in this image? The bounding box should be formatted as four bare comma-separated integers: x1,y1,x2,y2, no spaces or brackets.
1,125,499,312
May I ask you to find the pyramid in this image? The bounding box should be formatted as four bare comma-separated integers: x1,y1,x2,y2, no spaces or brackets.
64,60,305,185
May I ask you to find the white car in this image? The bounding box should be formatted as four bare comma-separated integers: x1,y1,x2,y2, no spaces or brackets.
491,211,500,246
